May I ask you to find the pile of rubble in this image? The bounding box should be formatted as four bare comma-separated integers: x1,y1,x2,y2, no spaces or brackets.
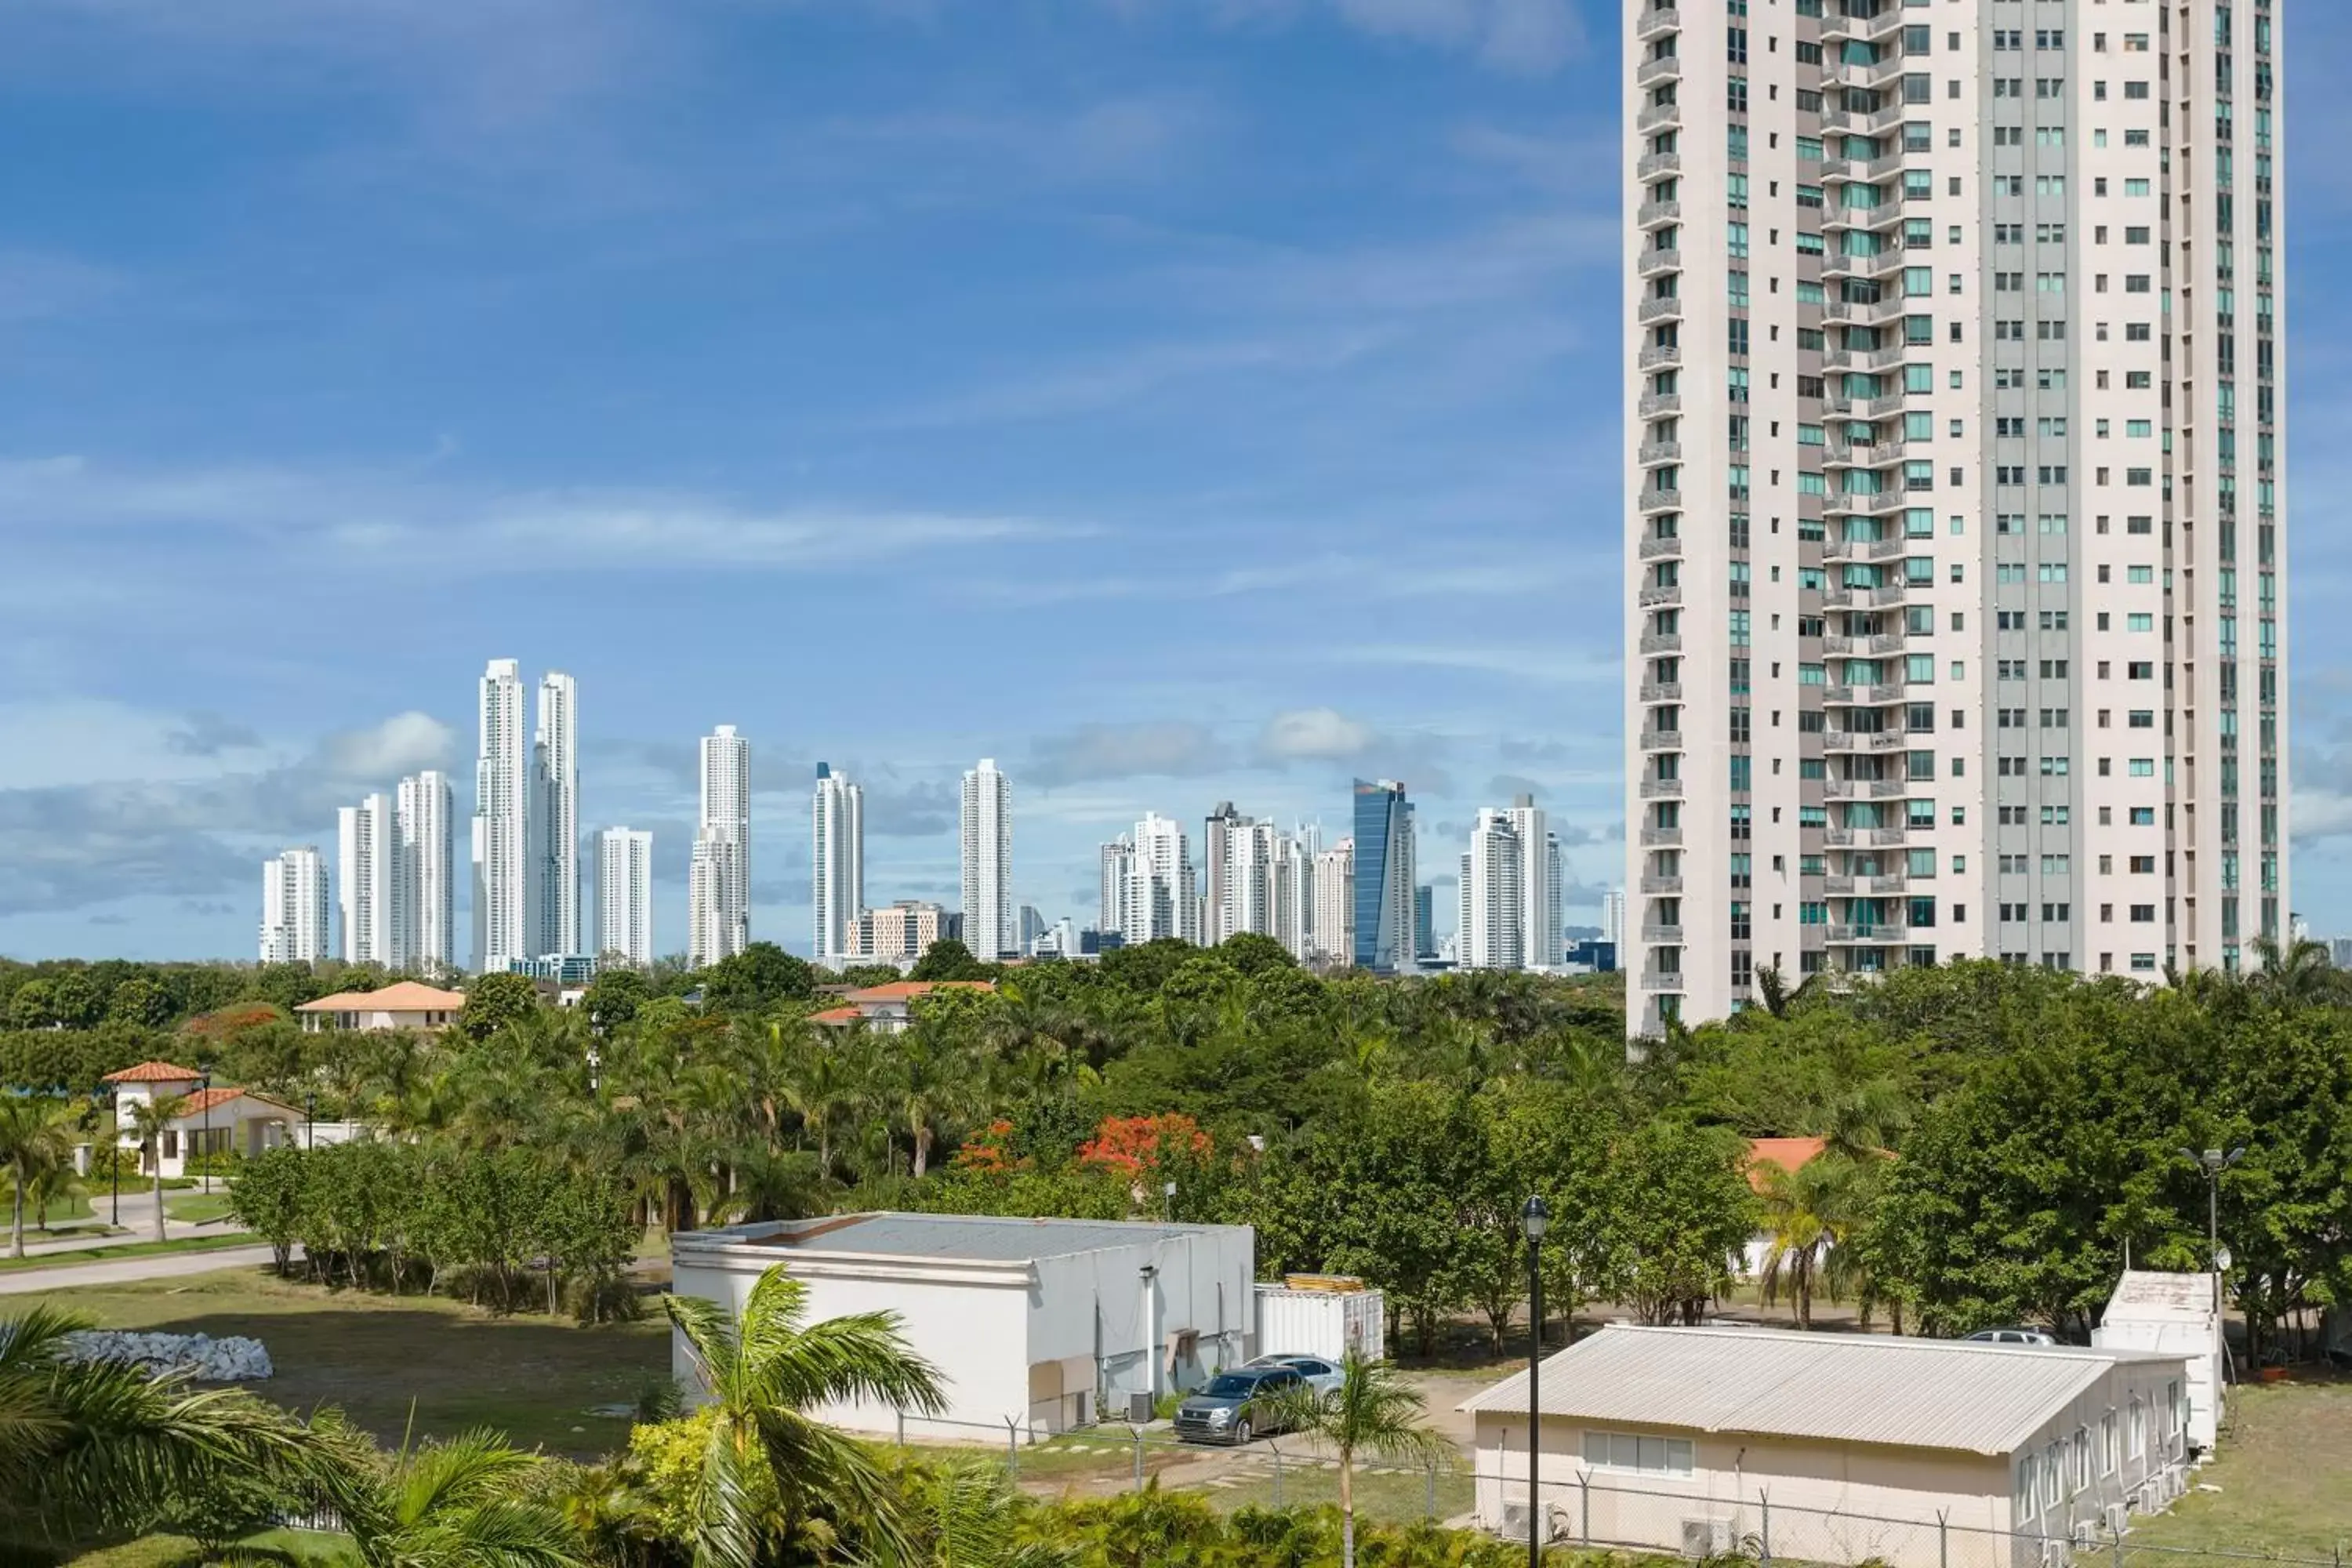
60,1330,274,1381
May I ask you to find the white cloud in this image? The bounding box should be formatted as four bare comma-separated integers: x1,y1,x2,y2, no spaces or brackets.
0,456,1076,572
1258,706,1375,760
320,711,456,779
1028,721,1232,786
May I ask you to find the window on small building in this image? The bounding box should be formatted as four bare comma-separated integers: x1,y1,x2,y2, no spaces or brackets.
1581,1432,1695,1477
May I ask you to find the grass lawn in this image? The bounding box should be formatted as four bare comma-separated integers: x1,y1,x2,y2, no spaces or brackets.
1198,1460,1475,1525
2132,1377,2352,1557
69,1528,355,1567
161,1192,238,1225
0,1234,261,1275
21,1263,671,1458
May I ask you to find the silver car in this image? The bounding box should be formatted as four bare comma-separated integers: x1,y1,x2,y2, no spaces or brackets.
1245,1354,1345,1395
1965,1326,2059,1346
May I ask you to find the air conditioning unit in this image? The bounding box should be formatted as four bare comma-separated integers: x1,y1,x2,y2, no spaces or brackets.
2104,1503,2129,1537
1125,1391,1155,1424
1681,1517,1734,1558
1497,1502,1534,1543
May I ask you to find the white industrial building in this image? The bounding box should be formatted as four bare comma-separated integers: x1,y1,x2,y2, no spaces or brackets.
2093,1272,2226,1453
670,1213,1255,1438
1461,1326,2193,1568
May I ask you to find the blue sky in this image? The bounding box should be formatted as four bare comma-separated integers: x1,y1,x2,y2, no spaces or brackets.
2,0,2350,960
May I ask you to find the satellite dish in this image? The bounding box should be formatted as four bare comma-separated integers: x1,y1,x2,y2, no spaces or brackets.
2214,1247,2234,1272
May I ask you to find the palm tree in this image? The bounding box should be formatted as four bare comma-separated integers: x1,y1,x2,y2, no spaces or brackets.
0,1305,355,1553
850,1461,1071,1568
664,1265,946,1566
121,1092,188,1244
0,1099,73,1259
1250,1356,1451,1568
339,1426,593,1568
1753,1156,1864,1330
2249,935,2336,1010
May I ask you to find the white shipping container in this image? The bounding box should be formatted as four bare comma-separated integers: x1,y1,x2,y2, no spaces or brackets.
1255,1282,1385,1363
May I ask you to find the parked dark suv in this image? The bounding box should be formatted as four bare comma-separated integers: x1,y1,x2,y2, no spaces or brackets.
1171,1365,1306,1446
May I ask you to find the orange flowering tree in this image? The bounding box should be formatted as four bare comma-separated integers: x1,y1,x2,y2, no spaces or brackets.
1078,1113,1212,1177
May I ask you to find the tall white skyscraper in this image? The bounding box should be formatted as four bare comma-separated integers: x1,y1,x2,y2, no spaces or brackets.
1460,809,1526,972
397,771,455,974
260,847,330,964
1626,0,2286,1031
811,763,865,966
1098,835,1134,937
337,793,396,965
960,757,1012,960
1312,837,1355,967
1601,887,1628,951
1271,831,1311,961
597,827,655,969
1504,794,1559,972
530,670,581,959
1127,812,1196,946
473,659,528,974
1202,803,1243,944
691,724,751,969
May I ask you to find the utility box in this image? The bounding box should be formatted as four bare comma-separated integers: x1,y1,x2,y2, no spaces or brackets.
1255,1276,1385,1363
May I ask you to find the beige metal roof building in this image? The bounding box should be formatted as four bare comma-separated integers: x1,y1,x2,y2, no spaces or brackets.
1461,1326,2194,1568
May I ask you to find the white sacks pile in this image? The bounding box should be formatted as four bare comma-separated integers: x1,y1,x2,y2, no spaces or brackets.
60,1330,274,1381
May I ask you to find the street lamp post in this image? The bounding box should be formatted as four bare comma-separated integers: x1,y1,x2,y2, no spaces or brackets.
2182,1146,2246,1373
101,1086,120,1229
306,1092,317,1152
198,1069,214,1197
1523,1194,1549,1568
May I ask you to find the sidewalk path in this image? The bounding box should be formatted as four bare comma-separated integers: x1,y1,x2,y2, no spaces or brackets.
0,1243,279,1295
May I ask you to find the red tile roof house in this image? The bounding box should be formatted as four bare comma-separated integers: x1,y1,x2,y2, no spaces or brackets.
294,981,466,1033
100,1062,307,1178
808,981,996,1034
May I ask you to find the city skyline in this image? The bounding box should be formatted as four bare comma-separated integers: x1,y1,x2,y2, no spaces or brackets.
5,4,2346,963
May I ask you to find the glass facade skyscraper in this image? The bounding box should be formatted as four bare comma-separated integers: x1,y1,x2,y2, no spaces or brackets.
1352,778,1415,974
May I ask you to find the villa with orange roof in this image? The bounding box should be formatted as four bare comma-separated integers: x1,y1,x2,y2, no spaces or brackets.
295,980,466,1033
808,980,995,1034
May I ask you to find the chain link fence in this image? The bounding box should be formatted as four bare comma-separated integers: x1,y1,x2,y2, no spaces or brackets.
1500,1469,2347,1568
864,1414,2345,1568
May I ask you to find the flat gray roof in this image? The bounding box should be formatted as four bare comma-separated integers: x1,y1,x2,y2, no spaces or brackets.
1461,1324,2185,1457
740,1212,1223,1263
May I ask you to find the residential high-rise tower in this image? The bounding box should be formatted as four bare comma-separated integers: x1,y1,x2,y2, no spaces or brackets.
1127,812,1195,946
691,724,751,968
960,758,1013,960
398,770,455,974
530,670,581,960
597,826,655,969
811,764,865,967
337,793,396,965
1624,0,2287,1031
260,847,330,964
473,659,528,973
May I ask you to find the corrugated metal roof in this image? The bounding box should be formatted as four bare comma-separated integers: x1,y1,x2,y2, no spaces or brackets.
1459,1325,2185,1457
750,1212,1227,1263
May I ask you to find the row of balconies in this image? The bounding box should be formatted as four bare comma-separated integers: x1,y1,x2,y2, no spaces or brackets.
1638,484,1681,512
1820,5,1905,47
1635,6,1679,44
1823,342,1911,376
1822,778,1912,803
1822,295,1911,332
1824,391,1911,419
1824,681,1910,706
1639,728,1682,751
1823,248,1909,285
1824,435,1911,470
1638,535,1682,560
1819,103,1905,140
1639,779,1684,799
1821,631,1907,658
1820,533,1907,562
1822,583,1907,610
1821,492,1910,523
1824,873,1911,897
1824,826,1911,848
1820,151,1911,188
1828,924,1913,946
1824,728,1911,754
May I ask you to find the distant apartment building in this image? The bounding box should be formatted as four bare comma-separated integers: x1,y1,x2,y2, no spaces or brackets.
530,670,580,960
397,771,455,973
1459,809,1527,972
597,827,655,969
337,793,396,965
960,758,1013,960
690,724,751,969
259,847,330,964
1099,835,1134,937
847,900,951,964
1352,780,1415,974
472,659,529,974
811,763,865,966
1127,812,1198,946
1312,837,1356,967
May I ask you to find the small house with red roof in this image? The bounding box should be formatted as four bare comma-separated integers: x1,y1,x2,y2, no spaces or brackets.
101,1061,307,1176
1739,1135,1831,1281
808,980,996,1035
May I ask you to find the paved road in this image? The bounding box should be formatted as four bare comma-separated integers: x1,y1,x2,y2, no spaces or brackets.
0,1243,278,1296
